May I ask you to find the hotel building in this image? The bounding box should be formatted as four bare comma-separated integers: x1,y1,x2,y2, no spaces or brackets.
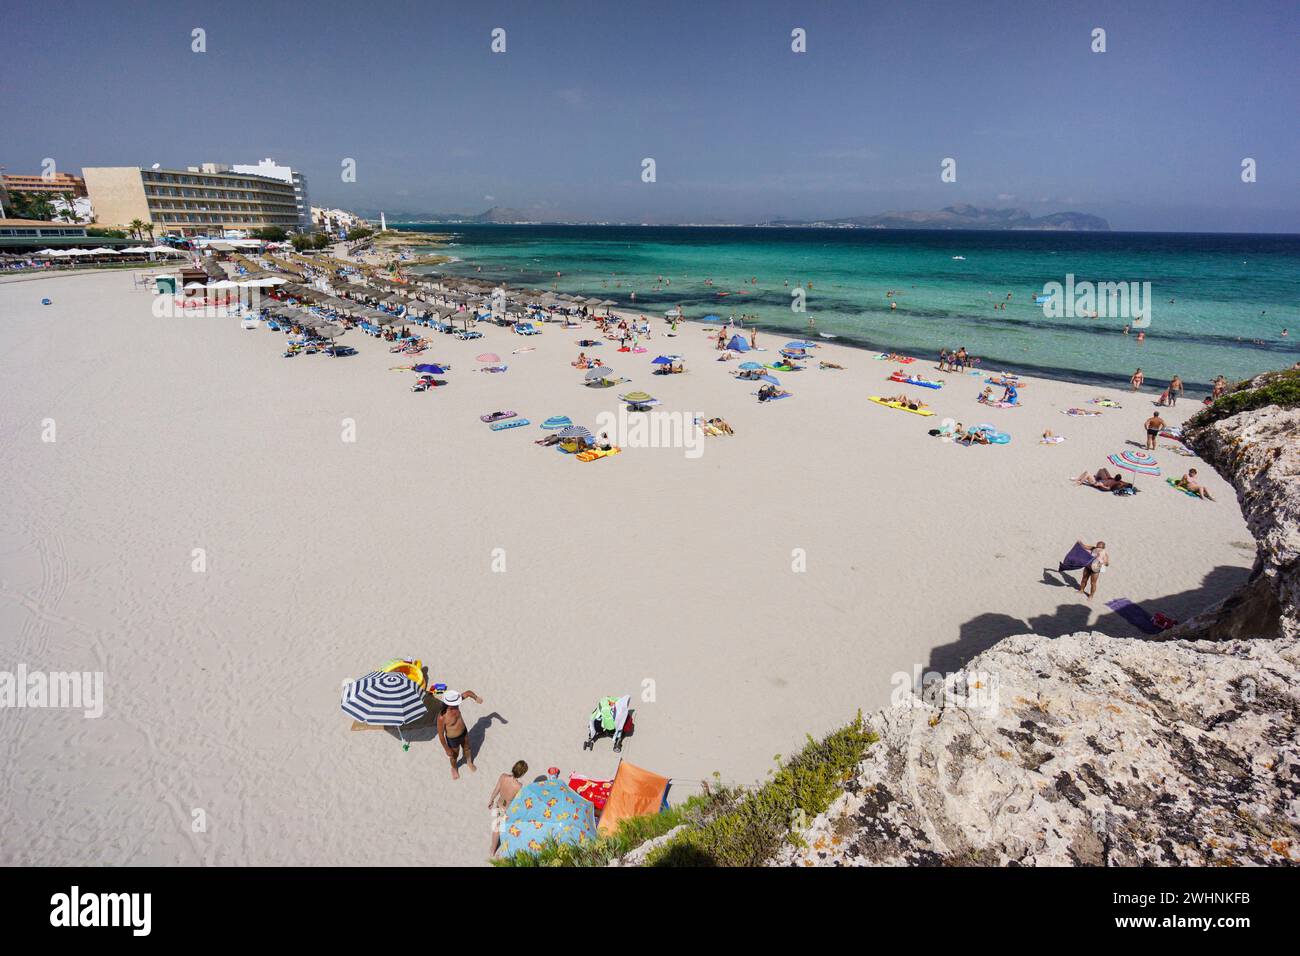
2,172,88,197
82,165,303,237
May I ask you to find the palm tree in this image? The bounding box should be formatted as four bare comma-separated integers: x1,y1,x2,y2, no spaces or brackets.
129,219,145,241
146,222,156,242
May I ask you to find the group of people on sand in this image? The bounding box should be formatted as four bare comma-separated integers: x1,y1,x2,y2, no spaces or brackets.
885,392,928,411
977,381,1019,406
432,688,572,858
572,351,605,369
938,347,979,372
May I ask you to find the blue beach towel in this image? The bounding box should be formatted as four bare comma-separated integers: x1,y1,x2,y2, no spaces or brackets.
490,418,531,431
1058,543,1093,573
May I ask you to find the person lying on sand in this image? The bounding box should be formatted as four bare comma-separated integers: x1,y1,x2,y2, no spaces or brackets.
1073,468,1133,493
701,417,735,435
819,361,844,370
1175,468,1215,500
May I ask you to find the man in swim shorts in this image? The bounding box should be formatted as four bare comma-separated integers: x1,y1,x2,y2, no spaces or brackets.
438,688,484,780
1144,412,1166,450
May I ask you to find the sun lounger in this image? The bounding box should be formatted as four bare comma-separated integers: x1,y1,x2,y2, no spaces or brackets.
489,418,531,431
513,322,540,335
455,329,483,340
867,396,934,416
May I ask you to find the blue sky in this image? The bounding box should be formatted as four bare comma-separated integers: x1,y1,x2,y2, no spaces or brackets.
4,0,1297,230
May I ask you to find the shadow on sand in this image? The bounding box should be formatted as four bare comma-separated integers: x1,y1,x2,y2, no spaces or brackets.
928,563,1251,674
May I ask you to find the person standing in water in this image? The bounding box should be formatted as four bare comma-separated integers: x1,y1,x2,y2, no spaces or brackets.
1130,368,1144,391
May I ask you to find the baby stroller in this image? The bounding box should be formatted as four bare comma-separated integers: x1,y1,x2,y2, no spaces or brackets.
584,695,633,753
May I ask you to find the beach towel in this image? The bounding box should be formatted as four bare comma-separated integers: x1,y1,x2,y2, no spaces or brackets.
986,401,1020,409
1167,478,1202,498
1040,436,1066,444
1105,598,1163,635
576,446,621,461
489,418,531,431
1063,408,1100,417
568,774,613,812
1058,542,1094,573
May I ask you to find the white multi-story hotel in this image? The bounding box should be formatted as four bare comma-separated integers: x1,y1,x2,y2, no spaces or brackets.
228,158,311,230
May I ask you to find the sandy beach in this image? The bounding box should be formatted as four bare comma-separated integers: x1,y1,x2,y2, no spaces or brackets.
0,266,1255,866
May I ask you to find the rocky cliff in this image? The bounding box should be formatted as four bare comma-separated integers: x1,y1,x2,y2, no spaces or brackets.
773,373,1300,867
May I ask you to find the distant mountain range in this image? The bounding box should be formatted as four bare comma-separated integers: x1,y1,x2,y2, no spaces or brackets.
762,204,1111,231
358,202,1110,231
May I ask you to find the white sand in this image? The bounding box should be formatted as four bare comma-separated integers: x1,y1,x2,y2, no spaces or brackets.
0,268,1254,865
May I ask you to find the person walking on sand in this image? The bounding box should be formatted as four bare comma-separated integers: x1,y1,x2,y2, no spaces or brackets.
1167,375,1184,407
1077,540,1109,600
437,689,483,780
489,760,528,855
1130,367,1144,391
1144,410,1166,450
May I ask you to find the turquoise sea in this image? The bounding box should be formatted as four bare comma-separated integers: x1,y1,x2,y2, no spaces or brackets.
403,225,1299,390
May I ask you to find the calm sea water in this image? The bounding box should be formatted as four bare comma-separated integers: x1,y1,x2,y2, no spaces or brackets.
402,225,1299,390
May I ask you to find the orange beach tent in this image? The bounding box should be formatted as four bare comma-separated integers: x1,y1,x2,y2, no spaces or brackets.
596,760,671,837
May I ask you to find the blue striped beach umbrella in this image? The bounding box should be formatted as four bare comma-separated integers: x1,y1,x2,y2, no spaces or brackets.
739,361,764,370
341,671,428,727
759,374,781,386
558,425,593,442
541,416,572,429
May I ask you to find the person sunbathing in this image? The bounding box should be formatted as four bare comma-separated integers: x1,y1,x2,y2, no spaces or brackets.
1074,468,1133,493
819,361,844,370
1175,468,1215,500
709,417,735,435
573,352,589,368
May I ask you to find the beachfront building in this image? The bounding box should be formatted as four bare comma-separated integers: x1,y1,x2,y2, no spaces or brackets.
0,218,133,253
82,165,302,237
311,205,364,236
228,158,311,230
2,172,88,197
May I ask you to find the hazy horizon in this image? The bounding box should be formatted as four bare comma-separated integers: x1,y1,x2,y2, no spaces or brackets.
4,0,1298,232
